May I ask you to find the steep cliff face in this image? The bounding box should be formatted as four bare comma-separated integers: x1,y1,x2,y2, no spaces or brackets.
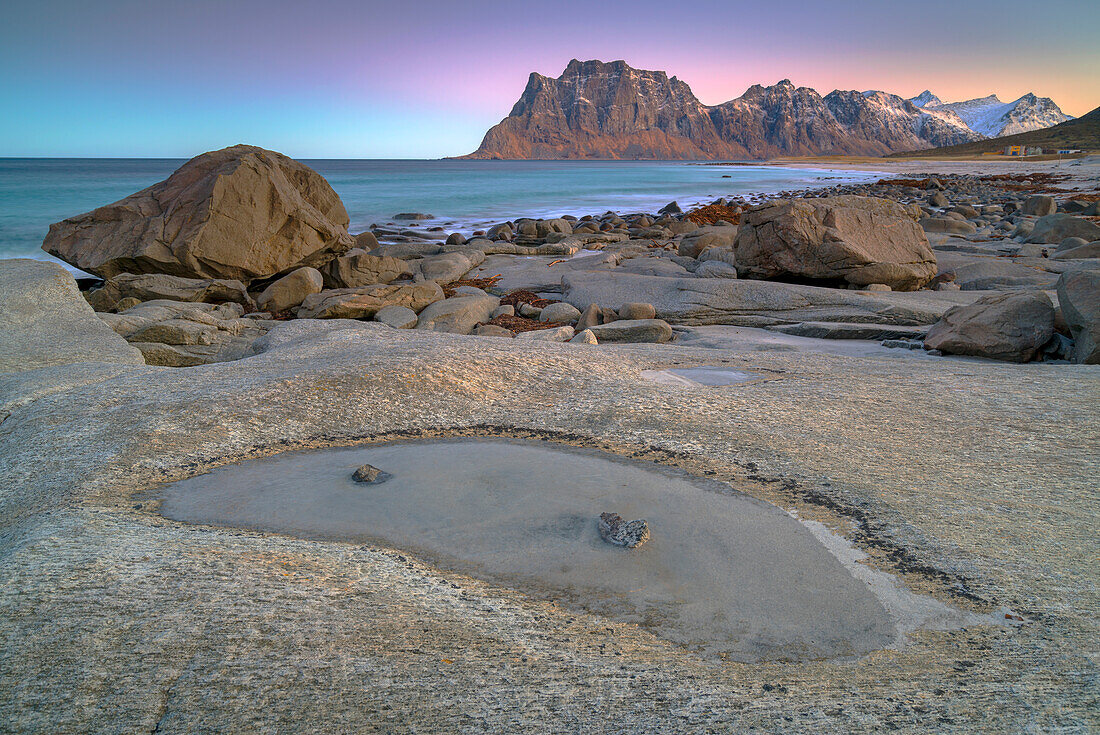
463,60,1066,159
473,60,742,159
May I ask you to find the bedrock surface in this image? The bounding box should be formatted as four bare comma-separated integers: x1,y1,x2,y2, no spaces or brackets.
1,319,1098,732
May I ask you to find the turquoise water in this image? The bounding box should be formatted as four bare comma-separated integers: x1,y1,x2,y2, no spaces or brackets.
0,158,884,273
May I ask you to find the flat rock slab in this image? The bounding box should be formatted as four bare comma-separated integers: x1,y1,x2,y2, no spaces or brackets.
767,322,930,341
640,366,766,387
1,309,1097,732
563,272,980,327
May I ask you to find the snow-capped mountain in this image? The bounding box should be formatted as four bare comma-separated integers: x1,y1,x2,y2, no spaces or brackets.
907,92,1071,137
462,61,1072,159
909,90,943,108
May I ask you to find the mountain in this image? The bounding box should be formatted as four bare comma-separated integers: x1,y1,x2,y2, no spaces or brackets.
466,59,738,159
910,90,943,108
908,92,1071,137
462,60,998,159
888,105,1100,158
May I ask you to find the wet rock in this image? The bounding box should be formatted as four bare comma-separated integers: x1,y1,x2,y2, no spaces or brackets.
393,213,433,221
352,464,391,484
43,145,354,283
658,201,681,215
445,232,466,247
598,513,650,548
924,292,1055,363
535,218,573,237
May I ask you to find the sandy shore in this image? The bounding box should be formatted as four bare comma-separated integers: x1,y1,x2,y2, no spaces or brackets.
766,154,1100,191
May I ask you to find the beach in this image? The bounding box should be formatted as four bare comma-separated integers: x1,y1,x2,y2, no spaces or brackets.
2,148,1099,732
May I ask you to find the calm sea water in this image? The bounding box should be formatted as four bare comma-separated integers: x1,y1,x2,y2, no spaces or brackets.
0,158,884,273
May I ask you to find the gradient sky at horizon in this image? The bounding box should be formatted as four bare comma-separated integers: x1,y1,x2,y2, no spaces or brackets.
2,0,1097,158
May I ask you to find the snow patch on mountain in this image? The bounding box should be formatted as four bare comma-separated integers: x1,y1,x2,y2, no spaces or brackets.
907,92,1071,137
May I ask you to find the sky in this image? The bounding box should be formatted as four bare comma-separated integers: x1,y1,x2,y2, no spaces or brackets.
2,0,1097,158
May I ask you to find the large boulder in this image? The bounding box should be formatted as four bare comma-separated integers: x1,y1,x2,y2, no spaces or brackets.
85,272,252,311
295,282,443,320
1056,270,1100,364
924,292,1055,362
42,145,354,283
322,249,411,289
0,259,144,373
1025,215,1100,245
736,196,936,290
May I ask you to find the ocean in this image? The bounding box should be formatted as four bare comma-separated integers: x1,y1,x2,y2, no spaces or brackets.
0,158,885,274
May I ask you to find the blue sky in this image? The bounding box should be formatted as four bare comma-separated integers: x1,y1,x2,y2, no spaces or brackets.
2,0,1097,157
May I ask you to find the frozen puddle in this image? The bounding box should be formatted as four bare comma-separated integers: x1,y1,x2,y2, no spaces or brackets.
159,439,996,661
641,366,765,387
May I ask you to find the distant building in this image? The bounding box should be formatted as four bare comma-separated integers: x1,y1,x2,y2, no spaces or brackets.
1056,149,1081,154
1003,145,1043,156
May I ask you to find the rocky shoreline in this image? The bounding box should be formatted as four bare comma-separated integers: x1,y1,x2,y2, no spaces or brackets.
2,146,1099,732
26,145,1100,368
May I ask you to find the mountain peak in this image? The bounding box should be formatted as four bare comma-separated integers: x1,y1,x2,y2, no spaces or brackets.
462,60,1068,159
910,90,942,108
